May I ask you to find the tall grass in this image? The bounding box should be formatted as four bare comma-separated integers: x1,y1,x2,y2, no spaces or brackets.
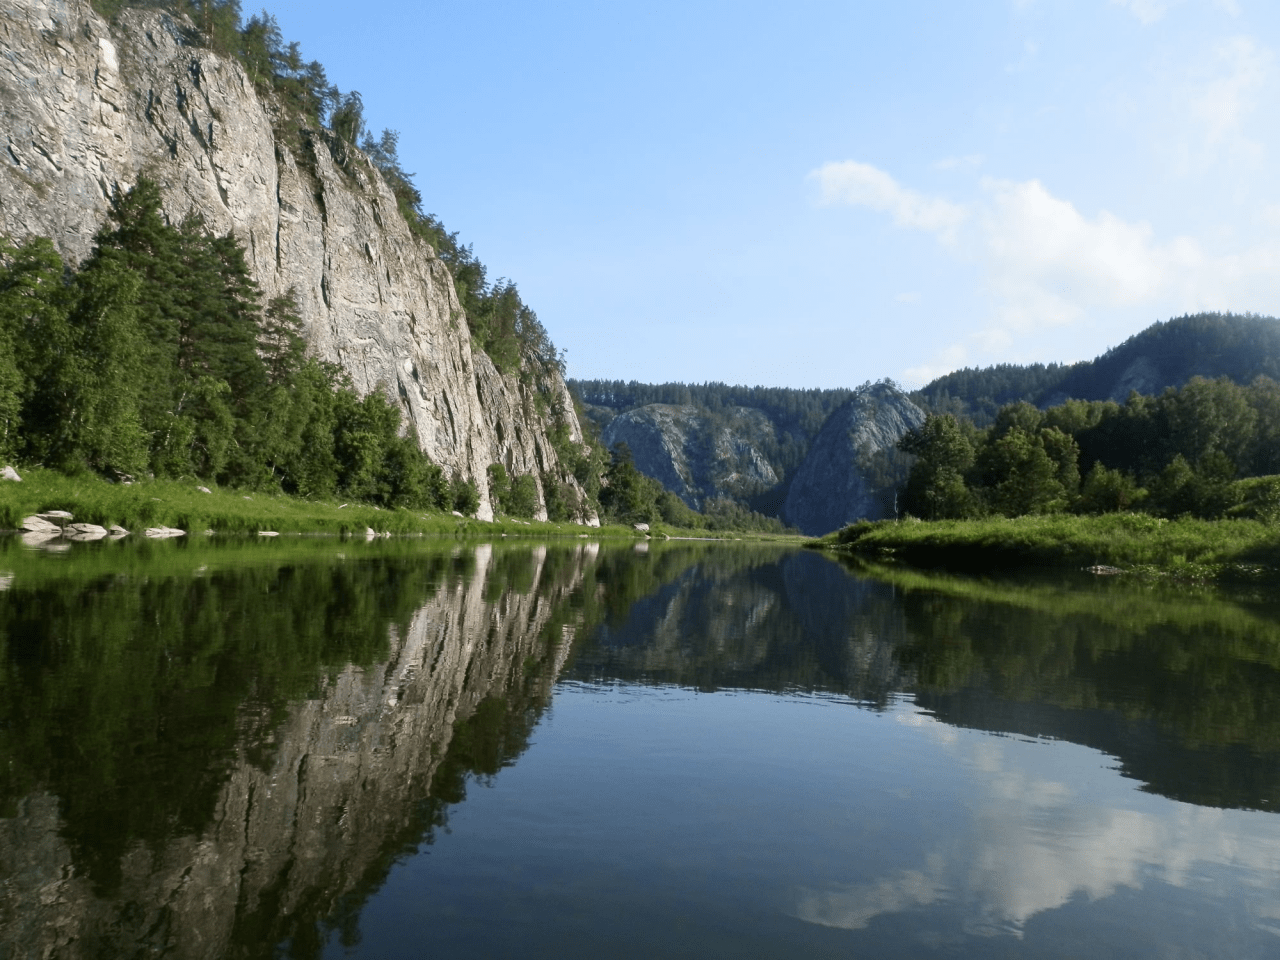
813,513,1280,580
0,468,802,541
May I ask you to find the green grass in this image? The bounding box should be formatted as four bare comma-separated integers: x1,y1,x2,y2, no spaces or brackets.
0,468,804,542
811,512,1280,581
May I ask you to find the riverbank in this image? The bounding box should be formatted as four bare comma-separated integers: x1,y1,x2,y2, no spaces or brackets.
0,468,803,543
809,513,1280,581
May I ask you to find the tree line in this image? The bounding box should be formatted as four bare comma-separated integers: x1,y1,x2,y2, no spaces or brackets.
899,375,1280,522
912,312,1280,427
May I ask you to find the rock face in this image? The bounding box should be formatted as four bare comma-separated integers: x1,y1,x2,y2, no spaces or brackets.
0,0,593,522
601,404,778,509
783,382,926,536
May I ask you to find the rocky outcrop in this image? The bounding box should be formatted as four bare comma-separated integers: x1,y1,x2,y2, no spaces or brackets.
0,0,593,522
783,382,926,536
601,403,778,509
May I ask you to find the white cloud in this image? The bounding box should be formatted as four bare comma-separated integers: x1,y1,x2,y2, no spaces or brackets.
978,176,1202,327
812,161,967,243
813,158,1280,378
795,711,1280,938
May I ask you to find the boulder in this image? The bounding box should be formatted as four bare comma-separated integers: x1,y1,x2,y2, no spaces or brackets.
633,523,650,532
1,466,20,481
21,516,61,535
108,524,129,537
197,486,212,494
65,523,108,541
143,527,186,538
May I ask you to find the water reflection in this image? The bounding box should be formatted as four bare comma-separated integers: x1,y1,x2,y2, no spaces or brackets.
794,705,1280,942
2,538,1280,957
0,538,602,959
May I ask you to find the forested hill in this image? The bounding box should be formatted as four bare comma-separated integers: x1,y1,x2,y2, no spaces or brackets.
566,379,862,521
914,312,1280,425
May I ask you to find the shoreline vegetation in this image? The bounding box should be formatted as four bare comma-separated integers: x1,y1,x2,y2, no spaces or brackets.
0,467,803,543
809,513,1280,582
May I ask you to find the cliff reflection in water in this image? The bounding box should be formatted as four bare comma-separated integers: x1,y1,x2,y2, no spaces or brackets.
0,540,600,959
4,539,1280,957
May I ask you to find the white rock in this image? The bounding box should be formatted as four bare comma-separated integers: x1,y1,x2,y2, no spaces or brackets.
633,523,650,533
144,527,186,538
108,524,129,537
258,531,279,537
197,485,212,494
1,466,20,482
21,516,61,534
38,510,73,521
65,523,108,540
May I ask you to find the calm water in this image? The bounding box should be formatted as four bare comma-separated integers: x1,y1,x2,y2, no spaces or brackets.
2,536,1279,958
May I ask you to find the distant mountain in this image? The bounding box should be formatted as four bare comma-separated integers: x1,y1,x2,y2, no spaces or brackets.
599,404,779,510
914,312,1280,425
570,380,855,516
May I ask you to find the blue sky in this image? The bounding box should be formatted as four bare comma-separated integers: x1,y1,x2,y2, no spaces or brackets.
263,0,1280,389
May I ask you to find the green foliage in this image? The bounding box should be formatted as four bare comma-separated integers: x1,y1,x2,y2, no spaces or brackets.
912,312,1280,426
899,373,1280,525
2,182,459,513
598,443,662,525
449,474,480,516
823,512,1280,581
1077,462,1141,514
506,474,539,519
899,414,979,520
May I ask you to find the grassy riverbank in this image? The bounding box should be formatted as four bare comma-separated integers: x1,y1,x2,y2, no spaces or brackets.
811,513,1280,580
0,468,802,542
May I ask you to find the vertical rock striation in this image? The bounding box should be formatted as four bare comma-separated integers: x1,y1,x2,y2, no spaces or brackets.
600,403,778,509
0,0,594,522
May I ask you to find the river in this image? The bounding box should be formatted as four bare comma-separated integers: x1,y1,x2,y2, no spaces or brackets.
1,536,1278,958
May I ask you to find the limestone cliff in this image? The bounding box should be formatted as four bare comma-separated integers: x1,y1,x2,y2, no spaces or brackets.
0,0,595,522
600,403,778,509
782,382,926,536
